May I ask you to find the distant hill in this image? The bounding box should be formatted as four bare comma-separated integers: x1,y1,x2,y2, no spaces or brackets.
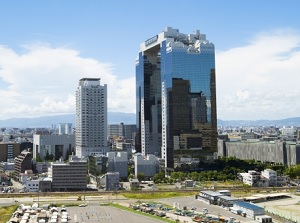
1,113,300,128
0,112,136,128
217,117,300,127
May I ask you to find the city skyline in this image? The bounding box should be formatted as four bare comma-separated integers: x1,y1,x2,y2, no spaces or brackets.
1,1,300,120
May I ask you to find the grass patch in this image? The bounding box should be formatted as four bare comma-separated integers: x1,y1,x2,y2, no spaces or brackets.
110,203,177,223
121,191,196,199
0,205,18,222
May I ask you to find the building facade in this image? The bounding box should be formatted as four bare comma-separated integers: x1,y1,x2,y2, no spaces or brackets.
76,78,108,157
14,151,33,179
0,142,21,162
106,151,128,179
219,140,300,166
105,172,120,191
58,123,73,135
136,27,217,168
49,155,87,191
107,123,136,140
33,134,75,161
134,153,159,179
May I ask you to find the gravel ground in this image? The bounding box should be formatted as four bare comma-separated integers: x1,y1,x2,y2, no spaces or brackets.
256,194,300,222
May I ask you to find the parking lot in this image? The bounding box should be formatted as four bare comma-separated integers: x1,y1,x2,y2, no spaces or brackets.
65,204,167,223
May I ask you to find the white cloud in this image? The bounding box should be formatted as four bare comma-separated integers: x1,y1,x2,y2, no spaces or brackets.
216,29,300,120
0,43,136,120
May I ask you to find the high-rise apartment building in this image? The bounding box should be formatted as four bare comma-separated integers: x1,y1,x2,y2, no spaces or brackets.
76,78,108,157
136,27,217,168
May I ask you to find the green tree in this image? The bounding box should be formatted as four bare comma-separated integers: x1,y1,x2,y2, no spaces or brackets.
137,173,145,182
153,172,166,184
127,174,134,181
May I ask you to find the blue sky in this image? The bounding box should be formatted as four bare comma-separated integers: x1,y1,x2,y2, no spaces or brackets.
1,0,300,120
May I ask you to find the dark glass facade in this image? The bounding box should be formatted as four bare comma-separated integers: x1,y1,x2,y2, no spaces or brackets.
136,27,217,168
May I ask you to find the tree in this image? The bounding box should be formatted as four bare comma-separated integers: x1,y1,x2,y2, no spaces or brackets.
36,154,42,162
137,173,145,182
127,174,134,181
153,172,166,184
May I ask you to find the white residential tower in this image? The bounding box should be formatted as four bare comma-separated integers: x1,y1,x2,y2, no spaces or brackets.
76,78,108,157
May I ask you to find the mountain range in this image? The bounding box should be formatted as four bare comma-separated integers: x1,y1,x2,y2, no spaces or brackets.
0,113,300,128
0,112,136,128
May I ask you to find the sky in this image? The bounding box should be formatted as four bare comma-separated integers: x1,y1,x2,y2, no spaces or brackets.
0,0,300,121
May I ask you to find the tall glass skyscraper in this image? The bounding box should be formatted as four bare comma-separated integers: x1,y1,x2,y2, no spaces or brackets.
136,27,217,168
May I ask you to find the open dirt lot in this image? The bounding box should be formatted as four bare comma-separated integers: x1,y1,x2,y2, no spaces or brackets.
256,194,300,222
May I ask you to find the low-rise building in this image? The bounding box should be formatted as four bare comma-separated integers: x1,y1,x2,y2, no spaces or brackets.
19,170,34,185
198,190,222,205
261,169,277,186
39,178,52,192
239,170,269,187
105,172,119,191
0,162,14,172
239,169,288,187
232,201,265,219
33,134,75,161
129,178,140,188
49,155,87,191
134,154,159,179
107,152,128,179
24,179,39,192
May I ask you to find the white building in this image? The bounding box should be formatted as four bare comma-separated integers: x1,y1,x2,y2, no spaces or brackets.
76,78,108,158
58,123,73,135
134,153,159,179
24,179,39,192
281,127,295,136
239,170,269,187
239,169,288,187
261,169,277,187
115,142,132,160
232,201,265,220
33,134,75,161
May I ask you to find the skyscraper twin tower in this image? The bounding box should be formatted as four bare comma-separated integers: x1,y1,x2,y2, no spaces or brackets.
76,27,217,169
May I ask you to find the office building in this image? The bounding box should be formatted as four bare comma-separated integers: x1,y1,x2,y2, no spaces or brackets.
49,155,87,191
0,142,21,162
136,27,217,168
107,123,136,140
58,123,73,135
106,151,128,179
33,134,75,161
219,139,300,166
14,151,33,179
88,155,108,176
134,153,159,179
76,78,108,157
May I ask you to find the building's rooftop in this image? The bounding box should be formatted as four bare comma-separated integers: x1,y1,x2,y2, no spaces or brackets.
234,201,263,210
200,190,222,197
